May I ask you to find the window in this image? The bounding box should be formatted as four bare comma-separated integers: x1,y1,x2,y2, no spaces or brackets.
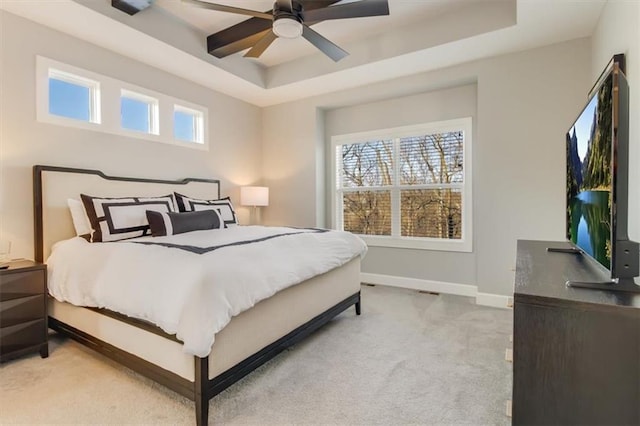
332,118,472,252
174,105,204,144
121,90,159,135
37,56,208,151
48,69,100,123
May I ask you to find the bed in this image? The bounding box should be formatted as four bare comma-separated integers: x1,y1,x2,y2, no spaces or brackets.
33,165,364,425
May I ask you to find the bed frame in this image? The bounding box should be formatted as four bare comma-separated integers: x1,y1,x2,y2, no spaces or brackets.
33,165,361,425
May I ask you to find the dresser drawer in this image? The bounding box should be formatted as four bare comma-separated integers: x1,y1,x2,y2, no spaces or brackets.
0,270,46,301
0,319,46,356
0,295,46,328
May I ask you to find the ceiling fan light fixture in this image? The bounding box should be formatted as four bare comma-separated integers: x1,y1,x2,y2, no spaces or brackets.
273,17,303,39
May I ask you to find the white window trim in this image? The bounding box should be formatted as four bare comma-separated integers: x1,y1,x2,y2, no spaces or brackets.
36,56,209,151
39,65,102,131
174,104,205,145
47,68,101,124
331,118,473,252
120,89,159,135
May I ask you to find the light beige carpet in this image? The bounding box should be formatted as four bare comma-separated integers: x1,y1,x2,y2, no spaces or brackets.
0,285,512,425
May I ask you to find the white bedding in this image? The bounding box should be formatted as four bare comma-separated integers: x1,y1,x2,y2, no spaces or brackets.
47,226,367,357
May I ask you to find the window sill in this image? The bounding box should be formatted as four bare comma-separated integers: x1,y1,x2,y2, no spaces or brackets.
359,235,472,252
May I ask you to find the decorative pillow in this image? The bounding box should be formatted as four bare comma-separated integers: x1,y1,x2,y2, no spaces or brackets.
67,198,92,238
146,210,224,237
174,193,238,227
80,194,175,242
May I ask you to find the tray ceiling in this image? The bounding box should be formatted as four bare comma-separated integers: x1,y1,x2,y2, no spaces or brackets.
0,0,606,106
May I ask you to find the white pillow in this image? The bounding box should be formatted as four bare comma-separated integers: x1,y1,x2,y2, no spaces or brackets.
80,194,175,242
67,198,92,237
174,193,238,227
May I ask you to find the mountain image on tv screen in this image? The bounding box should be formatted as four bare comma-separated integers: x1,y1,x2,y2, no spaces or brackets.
566,73,613,270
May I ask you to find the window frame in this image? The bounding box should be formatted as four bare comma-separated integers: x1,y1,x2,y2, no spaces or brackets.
36,56,208,151
331,118,473,252
120,89,160,135
40,67,102,128
173,104,206,145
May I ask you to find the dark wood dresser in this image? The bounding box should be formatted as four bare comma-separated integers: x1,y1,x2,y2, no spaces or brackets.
512,240,640,425
0,260,48,362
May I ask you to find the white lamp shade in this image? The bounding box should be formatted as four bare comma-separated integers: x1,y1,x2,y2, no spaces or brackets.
240,186,269,207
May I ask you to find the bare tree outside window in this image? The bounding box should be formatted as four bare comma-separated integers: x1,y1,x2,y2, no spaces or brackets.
340,140,393,236
343,191,391,235
399,132,463,239
337,130,465,241
400,188,461,238
341,140,393,187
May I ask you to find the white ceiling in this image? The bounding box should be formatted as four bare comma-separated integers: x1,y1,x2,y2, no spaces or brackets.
0,0,606,107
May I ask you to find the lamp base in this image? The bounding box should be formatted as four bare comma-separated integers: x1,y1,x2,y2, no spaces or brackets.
249,206,262,225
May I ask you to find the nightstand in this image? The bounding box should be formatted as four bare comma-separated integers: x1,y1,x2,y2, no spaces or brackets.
0,260,48,362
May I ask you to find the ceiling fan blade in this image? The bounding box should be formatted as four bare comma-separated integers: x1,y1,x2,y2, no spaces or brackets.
302,25,348,62
276,0,293,13
300,0,342,9
182,0,273,20
244,31,278,58
303,0,389,22
206,0,342,58
207,17,272,56
209,29,271,58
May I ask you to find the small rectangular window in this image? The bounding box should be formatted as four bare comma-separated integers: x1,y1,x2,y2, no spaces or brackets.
48,70,99,123
121,90,158,135
174,106,204,144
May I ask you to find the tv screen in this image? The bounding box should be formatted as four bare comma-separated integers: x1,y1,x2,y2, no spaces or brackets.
566,72,613,270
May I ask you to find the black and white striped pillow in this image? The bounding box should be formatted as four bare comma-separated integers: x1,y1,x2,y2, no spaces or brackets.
80,194,175,242
174,193,238,227
146,210,224,237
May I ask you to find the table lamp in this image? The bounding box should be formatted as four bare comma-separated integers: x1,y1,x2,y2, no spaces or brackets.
240,186,269,225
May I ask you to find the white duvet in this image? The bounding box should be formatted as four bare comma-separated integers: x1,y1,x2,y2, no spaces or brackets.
47,226,367,357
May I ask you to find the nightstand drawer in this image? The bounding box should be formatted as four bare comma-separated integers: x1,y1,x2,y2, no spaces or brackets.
0,270,46,301
0,295,46,328
0,319,46,356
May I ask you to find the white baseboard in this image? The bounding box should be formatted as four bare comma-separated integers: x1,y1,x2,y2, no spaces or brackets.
476,292,512,309
360,272,477,297
360,272,511,309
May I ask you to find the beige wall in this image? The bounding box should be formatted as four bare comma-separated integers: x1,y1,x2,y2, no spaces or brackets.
591,1,640,244
261,100,320,228
325,84,477,285
263,38,592,296
0,11,263,259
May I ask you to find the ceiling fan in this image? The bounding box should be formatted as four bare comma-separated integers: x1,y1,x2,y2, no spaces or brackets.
182,0,390,62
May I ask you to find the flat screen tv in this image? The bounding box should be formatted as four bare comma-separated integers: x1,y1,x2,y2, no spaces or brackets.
563,55,639,292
